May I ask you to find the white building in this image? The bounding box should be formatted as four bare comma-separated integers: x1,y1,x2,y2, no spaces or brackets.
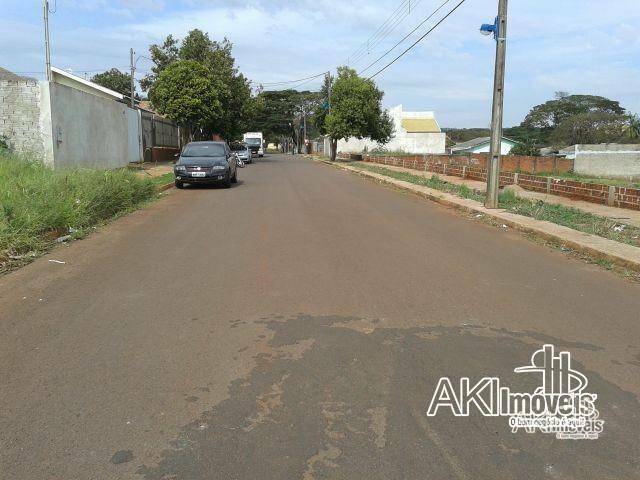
336,105,446,154
450,136,517,155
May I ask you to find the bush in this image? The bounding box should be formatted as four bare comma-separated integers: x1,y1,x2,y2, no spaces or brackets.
0,151,157,259
510,140,540,156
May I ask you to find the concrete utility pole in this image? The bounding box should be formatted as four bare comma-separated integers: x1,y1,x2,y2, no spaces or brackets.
303,108,307,153
43,0,52,81
485,0,508,209
130,48,136,108
326,71,332,114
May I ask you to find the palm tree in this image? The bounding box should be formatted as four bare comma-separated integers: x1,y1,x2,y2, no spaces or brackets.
625,115,640,139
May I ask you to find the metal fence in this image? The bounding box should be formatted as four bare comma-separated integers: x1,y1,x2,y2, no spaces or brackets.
140,111,179,155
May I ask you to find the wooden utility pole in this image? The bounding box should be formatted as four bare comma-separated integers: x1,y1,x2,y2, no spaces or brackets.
485,0,508,208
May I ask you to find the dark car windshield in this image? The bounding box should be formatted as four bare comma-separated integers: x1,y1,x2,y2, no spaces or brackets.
245,138,261,146
182,143,226,157
229,143,247,151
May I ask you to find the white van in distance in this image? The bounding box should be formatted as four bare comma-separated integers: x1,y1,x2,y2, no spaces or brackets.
243,132,264,157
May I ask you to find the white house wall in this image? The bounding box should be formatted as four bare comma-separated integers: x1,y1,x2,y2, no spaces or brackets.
573,144,640,179
468,140,514,155
337,133,446,154
336,105,446,154
48,82,141,169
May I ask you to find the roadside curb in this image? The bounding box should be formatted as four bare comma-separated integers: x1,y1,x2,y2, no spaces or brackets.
157,182,174,192
319,159,640,273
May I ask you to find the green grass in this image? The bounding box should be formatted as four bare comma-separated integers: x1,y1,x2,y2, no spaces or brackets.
534,171,640,189
351,161,640,247
148,172,175,187
498,190,640,246
366,150,415,157
0,150,159,267
352,162,485,201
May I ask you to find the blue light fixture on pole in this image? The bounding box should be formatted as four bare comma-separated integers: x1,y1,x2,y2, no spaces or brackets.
480,17,499,40
481,0,508,209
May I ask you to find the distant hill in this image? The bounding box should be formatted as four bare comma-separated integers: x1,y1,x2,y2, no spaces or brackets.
442,128,491,143
0,67,35,81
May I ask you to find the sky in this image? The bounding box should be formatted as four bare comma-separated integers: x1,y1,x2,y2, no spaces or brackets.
2,0,639,127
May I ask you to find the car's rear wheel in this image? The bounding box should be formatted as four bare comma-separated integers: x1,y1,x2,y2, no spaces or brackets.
175,180,184,189
223,174,232,188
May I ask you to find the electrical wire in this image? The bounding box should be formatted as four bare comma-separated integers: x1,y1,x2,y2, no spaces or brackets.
12,66,131,75
346,0,413,66
367,0,468,79
350,0,430,68
359,0,453,75
259,72,327,86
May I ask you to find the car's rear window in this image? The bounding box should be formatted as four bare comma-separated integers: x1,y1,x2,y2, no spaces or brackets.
182,144,226,157
229,143,246,151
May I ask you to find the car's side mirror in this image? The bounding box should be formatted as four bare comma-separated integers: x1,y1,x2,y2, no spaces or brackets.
173,153,180,158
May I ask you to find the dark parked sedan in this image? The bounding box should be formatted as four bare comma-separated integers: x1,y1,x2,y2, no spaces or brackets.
174,141,238,189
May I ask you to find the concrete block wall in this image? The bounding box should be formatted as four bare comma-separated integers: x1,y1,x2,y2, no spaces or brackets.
574,144,640,179
0,80,44,157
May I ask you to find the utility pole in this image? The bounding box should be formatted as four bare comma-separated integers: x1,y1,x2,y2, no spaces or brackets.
326,71,336,161
303,107,307,153
485,0,508,209
43,0,52,81
326,71,332,114
129,48,136,108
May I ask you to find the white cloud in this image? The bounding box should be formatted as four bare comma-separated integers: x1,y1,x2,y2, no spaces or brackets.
1,0,639,126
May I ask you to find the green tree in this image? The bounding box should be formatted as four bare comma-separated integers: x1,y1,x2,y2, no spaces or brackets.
510,139,541,156
139,35,179,92
522,94,625,130
625,114,640,140
252,89,320,149
315,67,393,161
149,60,222,137
91,68,132,96
140,30,251,139
549,111,629,147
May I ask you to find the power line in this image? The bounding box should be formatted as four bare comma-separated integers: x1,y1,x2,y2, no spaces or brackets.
259,72,327,86
359,0,453,75
367,0,468,79
352,0,430,68
346,0,413,66
12,66,131,75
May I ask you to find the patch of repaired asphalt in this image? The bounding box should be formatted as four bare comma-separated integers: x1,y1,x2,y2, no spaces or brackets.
138,315,640,479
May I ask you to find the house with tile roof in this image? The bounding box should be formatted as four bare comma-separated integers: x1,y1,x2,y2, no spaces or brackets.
336,104,446,154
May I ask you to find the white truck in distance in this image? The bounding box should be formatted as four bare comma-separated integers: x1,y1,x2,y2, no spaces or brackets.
243,132,264,157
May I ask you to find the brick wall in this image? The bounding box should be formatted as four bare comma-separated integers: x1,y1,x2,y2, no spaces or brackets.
150,146,180,163
362,154,640,211
0,80,44,157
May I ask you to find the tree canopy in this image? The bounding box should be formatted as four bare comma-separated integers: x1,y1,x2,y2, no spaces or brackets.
314,67,393,160
249,89,320,147
150,61,222,132
521,94,626,130
143,29,252,139
91,68,132,96
549,111,629,147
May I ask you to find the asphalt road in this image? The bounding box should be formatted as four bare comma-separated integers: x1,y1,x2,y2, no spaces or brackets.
1,154,639,479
